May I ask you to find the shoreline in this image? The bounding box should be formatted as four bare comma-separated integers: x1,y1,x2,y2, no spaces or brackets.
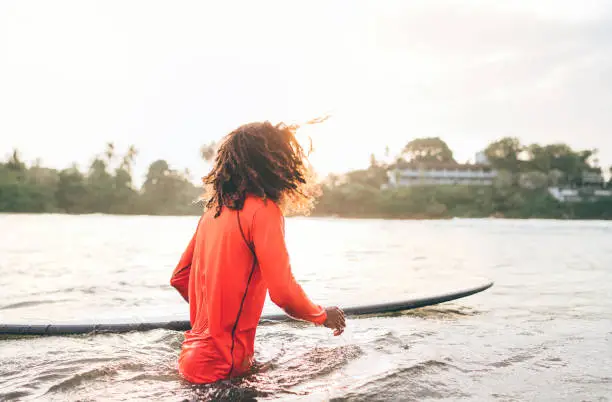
2,210,611,221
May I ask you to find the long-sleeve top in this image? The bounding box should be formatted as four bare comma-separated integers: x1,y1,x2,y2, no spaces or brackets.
170,195,327,384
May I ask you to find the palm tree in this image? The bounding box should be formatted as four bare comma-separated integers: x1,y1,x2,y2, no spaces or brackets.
120,145,138,174
127,145,138,161
105,142,115,167
369,153,378,168
6,148,25,171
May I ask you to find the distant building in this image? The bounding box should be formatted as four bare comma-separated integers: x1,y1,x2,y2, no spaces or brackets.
548,187,612,202
547,188,582,203
581,170,605,187
474,151,490,165
387,157,498,187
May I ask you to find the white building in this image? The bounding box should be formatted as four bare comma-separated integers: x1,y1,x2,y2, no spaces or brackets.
548,187,612,202
387,161,497,187
474,151,490,165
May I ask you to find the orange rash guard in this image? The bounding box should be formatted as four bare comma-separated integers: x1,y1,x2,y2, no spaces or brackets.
170,195,327,384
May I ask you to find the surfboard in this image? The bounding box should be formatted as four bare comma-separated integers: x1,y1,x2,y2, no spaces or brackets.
0,281,493,337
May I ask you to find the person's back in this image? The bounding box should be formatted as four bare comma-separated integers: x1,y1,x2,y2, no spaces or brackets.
170,121,345,384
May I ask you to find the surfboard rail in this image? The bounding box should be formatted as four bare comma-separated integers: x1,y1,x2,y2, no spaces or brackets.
0,281,493,337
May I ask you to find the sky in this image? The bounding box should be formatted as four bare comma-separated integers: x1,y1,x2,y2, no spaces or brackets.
1,0,612,185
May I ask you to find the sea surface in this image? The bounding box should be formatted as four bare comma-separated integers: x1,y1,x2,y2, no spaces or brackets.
0,214,611,401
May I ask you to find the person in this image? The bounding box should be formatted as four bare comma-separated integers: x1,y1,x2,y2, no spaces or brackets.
170,121,346,384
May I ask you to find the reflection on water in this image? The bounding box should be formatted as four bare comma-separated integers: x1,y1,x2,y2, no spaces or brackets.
1,214,611,401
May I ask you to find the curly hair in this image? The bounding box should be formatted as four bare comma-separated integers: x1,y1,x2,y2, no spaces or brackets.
202,121,320,217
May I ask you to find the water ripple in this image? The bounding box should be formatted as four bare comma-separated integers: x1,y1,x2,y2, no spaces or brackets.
0,299,73,310
1,215,611,400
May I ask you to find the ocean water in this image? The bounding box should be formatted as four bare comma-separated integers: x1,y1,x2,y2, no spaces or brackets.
0,214,611,401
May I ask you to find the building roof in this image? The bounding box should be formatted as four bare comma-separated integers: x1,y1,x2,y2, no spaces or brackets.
390,160,494,171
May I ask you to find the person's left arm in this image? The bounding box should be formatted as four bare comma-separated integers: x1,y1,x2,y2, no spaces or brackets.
170,217,201,302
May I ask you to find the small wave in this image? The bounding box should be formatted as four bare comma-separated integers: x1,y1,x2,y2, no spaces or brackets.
334,360,466,401
123,372,179,382
0,299,72,310
403,306,478,319
275,344,364,386
0,391,29,401
490,351,536,368
409,360,454,373
186,381,263,402
44,362,146,395
535,357,567,369
352,306,478,321
25,286,99,297
260,345,363,382
135,330,185,351
565,375,612,385
196,344,367,399
26,288,74,297
363,329,410,353
45,367,117,394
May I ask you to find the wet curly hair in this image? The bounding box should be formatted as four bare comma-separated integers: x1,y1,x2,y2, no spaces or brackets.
202,121,320,217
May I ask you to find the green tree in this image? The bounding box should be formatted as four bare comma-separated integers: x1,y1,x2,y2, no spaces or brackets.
56,165,89,213
485,137,524,172
526,143,598,185
525,144,551,172
369,153,378,168
0,150,56,212
105,142,115,166
86,158,114,213
546,144,592,184
493,170,514,189
0,152,56,212
548,169,565,187
402,137,456,164
7,149,25,171
343,166,388,189
110,146,139,214
518,171,549,190
119,145,138,174
109,168,139,214
25,164,59,211
141,159,200,215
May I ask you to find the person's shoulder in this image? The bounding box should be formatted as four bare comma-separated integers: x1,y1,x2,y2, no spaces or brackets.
244,195,281,218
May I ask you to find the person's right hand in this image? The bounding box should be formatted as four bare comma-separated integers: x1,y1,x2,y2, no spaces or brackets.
323,306,346,336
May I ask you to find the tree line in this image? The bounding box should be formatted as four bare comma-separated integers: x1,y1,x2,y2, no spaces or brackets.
1,137,611,219
0,144,201,215
314,137,612,220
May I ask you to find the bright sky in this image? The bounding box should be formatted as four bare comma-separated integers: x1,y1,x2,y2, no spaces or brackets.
1,0,612,184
